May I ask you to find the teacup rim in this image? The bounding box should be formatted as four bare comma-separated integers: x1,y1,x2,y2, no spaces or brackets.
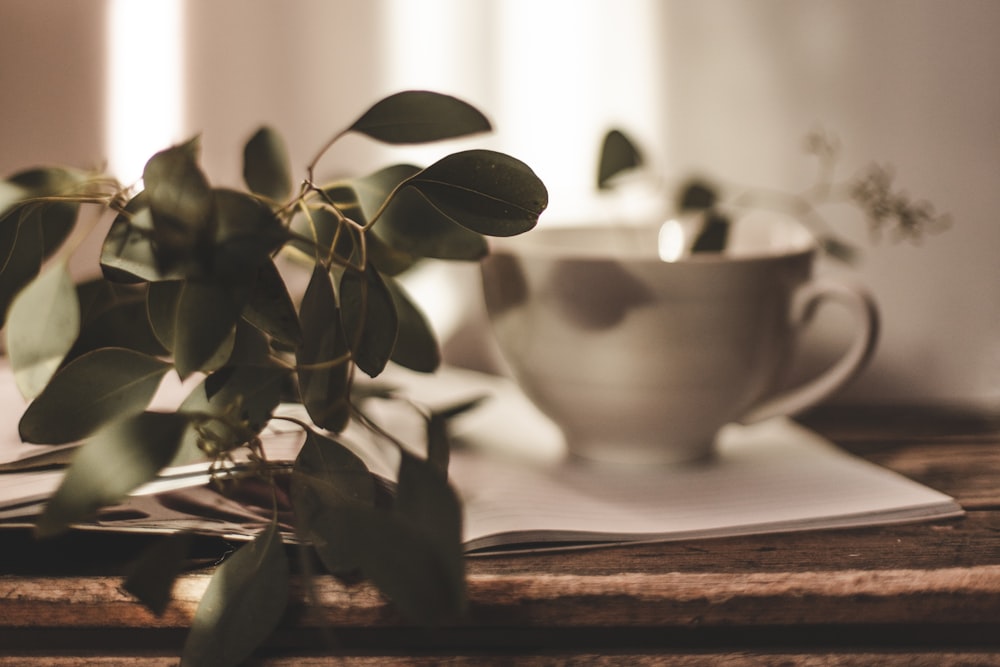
490,219,818,264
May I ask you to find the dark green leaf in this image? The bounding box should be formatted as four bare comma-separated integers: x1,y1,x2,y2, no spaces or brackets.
296,264,351,432
242,126,292,201
293,437,465,622
202,363,289,433
349,90,491,145
364,226,419,275
426,397,485,476
291,429,376,534
123,532,195,616
173,279,245,378
142,137,215,274
181,521,289,667
597,129,643,189
288,205,361,264
35,411,190,537
426,413,450,478
327,507,465,623
340,266,398,378
5,165,89,195
2,166,84,259
351,164,421,220
372,186,489,261
691,212,731,253
241,259,302,347
396,451,463,552
819,236,861,265
385,275,440,373
211,188,287,282
6,261,80,399
226,319,275,367
0,204,45,329
67,295,168,363
173,362,289,465
146,280,182,352
76,277,129,327
100,193,170,283
406,150,548,237
677,179,719,212
19,348,171,445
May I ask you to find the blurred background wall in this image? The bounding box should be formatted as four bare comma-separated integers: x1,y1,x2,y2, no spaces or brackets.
2,0,998,409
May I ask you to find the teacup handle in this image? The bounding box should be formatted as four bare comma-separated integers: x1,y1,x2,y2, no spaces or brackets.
740,278,879,424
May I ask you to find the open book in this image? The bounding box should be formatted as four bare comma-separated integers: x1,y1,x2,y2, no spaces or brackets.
0,363,964,553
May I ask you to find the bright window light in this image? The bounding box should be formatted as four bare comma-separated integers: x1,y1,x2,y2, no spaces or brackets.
105,0,184,186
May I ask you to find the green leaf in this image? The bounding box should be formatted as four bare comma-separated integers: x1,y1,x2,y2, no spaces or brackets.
1,167,84,260
288,205,361,264
425,397,485,477
202,363,289,433
67,294,169,362
6,261,80,399
181,521,289,667
123,532,195,616
691,212,731,253
348,90,491,145
340,266,398,378
225,320,274,367
384,275,440,373
310,505,466,622
76,277,127,326
211,188,287,283
299,450,466,623
819,236,861,265
597,129,643,189
396,452,464,556
242,126,292,201
100,193,175,283
406,150,548,237
5,165,89,195
173,362,289,465
351,164,421,220
146,280,182,351
2,166,85,262
291,429,376,522
363,225,419,276
19,348,172,445
373,186,489,261
296,264,351,432
292,429,466,623
0,205,45,329
173,279,245,378
242,259,302,347
35,411,190,537
348,158,484,263
677,179,719,212
142,137,215,274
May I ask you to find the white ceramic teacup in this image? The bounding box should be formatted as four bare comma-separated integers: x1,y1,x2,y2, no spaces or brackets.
480,216,879,465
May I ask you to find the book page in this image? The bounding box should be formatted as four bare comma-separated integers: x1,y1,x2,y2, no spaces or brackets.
450,418,963,552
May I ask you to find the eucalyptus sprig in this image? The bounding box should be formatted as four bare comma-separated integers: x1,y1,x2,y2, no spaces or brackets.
597,127,951,261
0,90,547,666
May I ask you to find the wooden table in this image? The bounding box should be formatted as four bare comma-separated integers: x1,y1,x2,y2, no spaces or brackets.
2,406,999,665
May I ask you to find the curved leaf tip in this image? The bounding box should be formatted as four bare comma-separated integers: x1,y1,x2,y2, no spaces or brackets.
349,91,492,145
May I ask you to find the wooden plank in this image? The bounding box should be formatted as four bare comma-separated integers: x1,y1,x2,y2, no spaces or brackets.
2,654,1000,666
4,563,1000,631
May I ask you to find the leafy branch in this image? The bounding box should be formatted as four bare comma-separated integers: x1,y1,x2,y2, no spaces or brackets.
0,90,548,666
598,128,951,262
